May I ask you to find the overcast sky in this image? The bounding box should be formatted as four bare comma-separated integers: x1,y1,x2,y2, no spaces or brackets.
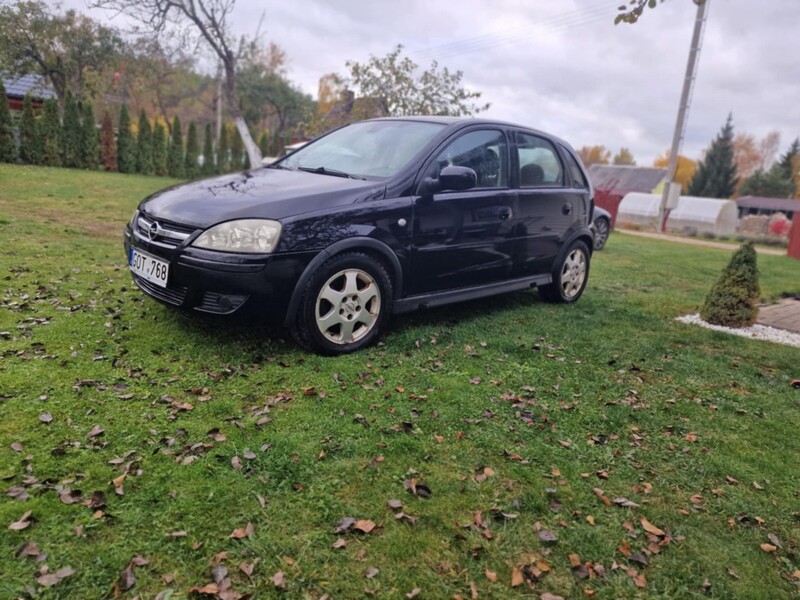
74,0,800,166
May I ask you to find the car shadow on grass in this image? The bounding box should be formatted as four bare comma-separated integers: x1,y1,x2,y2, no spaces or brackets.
158,288,550,358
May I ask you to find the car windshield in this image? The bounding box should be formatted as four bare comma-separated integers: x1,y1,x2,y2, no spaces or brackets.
278,120,446,179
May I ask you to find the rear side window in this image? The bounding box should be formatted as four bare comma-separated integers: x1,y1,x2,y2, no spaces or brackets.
561,148,589,189
517,133,563,187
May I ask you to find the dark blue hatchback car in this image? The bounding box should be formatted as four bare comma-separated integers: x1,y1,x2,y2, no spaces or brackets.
125,117,595,354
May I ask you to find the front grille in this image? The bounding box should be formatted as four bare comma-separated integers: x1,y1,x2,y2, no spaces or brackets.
133,275,188,306
134,214,196,248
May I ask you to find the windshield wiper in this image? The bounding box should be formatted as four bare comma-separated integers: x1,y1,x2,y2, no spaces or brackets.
297,166,363,180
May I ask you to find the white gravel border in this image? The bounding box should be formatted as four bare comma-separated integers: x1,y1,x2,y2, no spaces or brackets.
676,314,800,348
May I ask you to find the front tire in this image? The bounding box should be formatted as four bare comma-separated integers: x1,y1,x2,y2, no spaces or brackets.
291,252,393,355
539,240,590,304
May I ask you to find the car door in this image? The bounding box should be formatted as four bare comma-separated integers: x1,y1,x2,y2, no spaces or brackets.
513,130,585,275
409,128,516,294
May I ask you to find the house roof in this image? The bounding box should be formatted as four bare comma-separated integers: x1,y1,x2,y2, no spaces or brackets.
3,74,56,101
587,164,667,193
736,195,800,212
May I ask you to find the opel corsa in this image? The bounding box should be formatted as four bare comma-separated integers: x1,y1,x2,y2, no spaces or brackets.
124,117,595,355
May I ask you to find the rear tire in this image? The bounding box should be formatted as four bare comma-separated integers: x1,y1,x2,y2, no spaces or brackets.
291,252,393,355
593,217,610,251
539,240,590,304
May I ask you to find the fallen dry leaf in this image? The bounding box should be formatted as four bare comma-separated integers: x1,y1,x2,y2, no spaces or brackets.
485,569,497,582
9,511,33,531
511,567,524,587
119,565,136,591
365,566,380,579
406,588,421,598
760,543,777,553
271,570,286,589
229,522,254,539
640,517,665,536
87,424,105,438
353,519,377,534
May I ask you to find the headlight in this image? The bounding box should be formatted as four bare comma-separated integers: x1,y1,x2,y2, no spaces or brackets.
129,209,139,229
192,219,282,254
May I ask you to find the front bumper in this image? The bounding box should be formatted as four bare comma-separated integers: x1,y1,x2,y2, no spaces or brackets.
124,223,315,321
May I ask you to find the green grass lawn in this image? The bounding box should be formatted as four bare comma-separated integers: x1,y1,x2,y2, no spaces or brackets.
1,163,799,599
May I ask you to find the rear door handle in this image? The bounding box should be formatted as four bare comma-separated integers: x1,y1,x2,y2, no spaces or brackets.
498,206,512,220
562,203,572,215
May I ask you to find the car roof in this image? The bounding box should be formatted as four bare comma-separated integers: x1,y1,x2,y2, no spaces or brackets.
363,116,578,155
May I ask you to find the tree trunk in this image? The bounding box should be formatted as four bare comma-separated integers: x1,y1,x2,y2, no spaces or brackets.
221,69,261,168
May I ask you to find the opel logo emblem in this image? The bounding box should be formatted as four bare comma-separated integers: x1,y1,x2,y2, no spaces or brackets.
148,221,160,241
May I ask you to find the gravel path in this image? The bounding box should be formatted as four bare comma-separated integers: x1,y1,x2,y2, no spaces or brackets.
677,314,800,348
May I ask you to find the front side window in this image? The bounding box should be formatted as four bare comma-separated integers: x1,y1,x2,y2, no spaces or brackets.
426,129,508,188
279,120,446,179
517,133,564,187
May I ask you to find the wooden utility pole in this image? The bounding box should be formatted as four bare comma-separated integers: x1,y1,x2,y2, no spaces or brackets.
659,0,709,231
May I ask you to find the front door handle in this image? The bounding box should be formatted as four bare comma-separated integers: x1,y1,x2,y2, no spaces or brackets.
498,206,512,220
562,202,573,215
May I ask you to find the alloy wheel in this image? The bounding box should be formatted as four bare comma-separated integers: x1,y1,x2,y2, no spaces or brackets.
315,268,381,345
561,249,587,299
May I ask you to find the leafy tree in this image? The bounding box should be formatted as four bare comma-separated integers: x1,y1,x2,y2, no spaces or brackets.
612,147,636,166
217,123,229,173
201,123,215,176
100,110,117,171
688,114,738,199
40,98,62,167
167,116,184,178
184,121,199,179
577,145,611,167
89,0,262,166
346,44,489,117
60,91,82,168
616,0,707,25
699,242,759,328
19,95,42,164
237,40,314,138
0,1,122,103
135,110,153,175
230,125,243,171
653,152,697,193
776,138,799,180
117,105,136,173
739,168,795,199
258,131,270,157
152,121,167,176
81,103,99,169
0,79,17,163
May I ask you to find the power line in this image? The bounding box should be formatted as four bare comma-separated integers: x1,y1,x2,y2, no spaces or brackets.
408,1,615,63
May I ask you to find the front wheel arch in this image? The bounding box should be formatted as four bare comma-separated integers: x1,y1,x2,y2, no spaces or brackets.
283,237,404,327
290,252,394,355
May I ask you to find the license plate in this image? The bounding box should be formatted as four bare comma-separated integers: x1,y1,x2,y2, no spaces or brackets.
129,248,169,288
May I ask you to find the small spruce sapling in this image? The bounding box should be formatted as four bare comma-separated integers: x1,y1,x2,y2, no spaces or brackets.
699,242,760,327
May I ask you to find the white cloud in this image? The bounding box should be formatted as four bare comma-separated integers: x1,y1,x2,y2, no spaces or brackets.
72,0,800,166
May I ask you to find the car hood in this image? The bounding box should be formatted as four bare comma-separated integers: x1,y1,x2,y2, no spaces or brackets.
139,168,386,228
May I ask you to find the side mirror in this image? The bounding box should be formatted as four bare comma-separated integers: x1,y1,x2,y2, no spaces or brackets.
440,166,477,191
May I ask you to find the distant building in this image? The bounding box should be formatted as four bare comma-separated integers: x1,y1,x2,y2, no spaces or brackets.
736,195,800,220
587,164,667,196
3,74,57,112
